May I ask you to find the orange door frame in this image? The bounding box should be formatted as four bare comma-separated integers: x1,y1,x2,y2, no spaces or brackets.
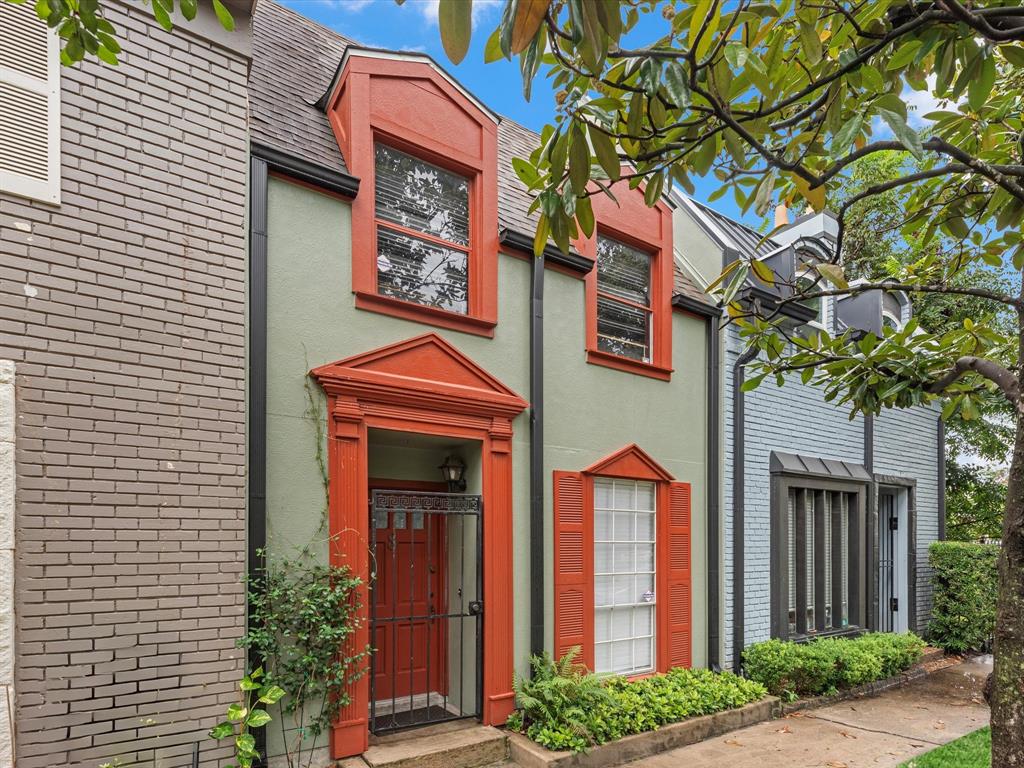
312,334,528,758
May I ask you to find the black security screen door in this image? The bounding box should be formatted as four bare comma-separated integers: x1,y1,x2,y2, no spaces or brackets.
878,493,896,633
369,490,483,734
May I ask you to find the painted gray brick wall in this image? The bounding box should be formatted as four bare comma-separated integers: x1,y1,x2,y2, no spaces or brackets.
0,5,250,766
723,325,865,667
723,315,943,668
873,405,942,633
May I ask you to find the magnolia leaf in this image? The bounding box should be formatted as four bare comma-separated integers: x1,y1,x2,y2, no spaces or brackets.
483,27,503,63
816,262,847,290
798,18,822,64
576,195,595,238
968,54,995,112
509,0,550,54
705,258,741,294
876,108,923,159
750,257,775,285
741,374,766,392
568,123,590,193
512,157,540,188
662,60,691,109
791,174,825,212
588,123,620,181
533,213,550,256
439,0,471,64
832,113,863,152
211,0,234,31
1001,44,1024,68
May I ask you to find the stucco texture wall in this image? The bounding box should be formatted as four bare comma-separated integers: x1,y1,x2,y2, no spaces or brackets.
263,176,710,704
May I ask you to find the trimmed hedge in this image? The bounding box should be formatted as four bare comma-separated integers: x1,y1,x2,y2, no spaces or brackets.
508,650,767,753
928,541,1000,653
742,632,925,700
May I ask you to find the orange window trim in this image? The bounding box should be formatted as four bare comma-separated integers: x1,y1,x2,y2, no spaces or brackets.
326,55,499,338
553,445,693,677
577,179,674,380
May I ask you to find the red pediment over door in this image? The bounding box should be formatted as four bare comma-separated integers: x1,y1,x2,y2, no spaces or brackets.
582,443,675,482
310,333,528,418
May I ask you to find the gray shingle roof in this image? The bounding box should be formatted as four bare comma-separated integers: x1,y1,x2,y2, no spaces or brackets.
250,0,708,304
250,1,351,174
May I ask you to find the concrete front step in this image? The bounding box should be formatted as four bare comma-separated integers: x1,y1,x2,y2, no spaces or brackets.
361,723,508,768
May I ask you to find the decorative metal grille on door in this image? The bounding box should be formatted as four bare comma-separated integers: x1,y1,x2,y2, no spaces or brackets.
369,490,483,734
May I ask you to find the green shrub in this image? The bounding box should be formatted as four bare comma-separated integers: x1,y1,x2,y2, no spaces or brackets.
743,632,925,699
928,541,1000,653
510,649,766,753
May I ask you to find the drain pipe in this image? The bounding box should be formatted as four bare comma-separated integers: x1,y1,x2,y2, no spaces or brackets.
732,343,758,673
706,316,722,671
529,250,546,658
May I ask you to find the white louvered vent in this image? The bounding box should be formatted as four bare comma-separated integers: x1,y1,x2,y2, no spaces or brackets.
0,2,60,204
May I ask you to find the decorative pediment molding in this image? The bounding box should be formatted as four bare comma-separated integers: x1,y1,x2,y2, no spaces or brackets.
582,443,674,482
311,333,528,419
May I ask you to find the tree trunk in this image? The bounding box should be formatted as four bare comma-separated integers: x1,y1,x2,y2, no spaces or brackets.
991,414,1024,767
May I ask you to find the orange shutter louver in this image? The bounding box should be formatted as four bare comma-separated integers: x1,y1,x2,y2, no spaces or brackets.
666,481,693,669
553,471,591,666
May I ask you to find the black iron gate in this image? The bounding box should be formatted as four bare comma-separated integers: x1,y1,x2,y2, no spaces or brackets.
369,489,483,734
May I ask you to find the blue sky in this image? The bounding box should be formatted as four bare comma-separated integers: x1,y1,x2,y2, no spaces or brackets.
280,0,762,227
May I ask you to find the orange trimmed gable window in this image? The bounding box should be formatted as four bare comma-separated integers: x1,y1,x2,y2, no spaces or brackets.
325,52,499,337
553,445,692,676
595,235,655,364
374,144,471,314
578,180,674,379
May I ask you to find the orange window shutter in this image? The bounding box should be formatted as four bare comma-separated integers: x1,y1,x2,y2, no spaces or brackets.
553,471,589,664
666,481,693,669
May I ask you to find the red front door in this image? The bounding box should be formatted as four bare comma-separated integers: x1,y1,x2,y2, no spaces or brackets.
370,482,447,702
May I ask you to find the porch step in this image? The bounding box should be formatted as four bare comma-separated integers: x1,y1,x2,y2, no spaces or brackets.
362,723,508,768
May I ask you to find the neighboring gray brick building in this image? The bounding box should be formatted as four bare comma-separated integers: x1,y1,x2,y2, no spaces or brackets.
673,196,944,670
0,2,253,765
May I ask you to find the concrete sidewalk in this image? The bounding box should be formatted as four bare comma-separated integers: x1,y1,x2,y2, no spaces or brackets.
627,656,992,768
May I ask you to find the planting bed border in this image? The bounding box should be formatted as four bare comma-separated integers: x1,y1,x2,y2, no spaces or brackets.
506,648,948,768
507,697,781,768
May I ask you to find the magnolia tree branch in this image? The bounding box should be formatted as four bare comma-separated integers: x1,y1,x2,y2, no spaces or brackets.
928,356,1022,406
774,281,1024,309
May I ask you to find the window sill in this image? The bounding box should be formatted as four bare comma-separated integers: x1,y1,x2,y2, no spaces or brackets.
586,349,672,381
354,291,496,338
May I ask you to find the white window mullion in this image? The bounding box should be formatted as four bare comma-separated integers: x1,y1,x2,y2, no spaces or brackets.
594,477,656,676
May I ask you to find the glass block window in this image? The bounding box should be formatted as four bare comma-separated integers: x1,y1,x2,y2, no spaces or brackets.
593,478,656,675
596,235,653,362
374,144,470,313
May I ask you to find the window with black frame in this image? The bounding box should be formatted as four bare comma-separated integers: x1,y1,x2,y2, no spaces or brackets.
782,484,864,638
374,144,470,314
595,235,654,362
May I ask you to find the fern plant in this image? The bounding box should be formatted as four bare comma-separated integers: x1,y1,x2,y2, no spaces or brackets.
511,647,613,752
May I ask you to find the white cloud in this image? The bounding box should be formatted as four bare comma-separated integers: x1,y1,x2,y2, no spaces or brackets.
412,0,502,25
312,0,377,11
904,75,950,128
